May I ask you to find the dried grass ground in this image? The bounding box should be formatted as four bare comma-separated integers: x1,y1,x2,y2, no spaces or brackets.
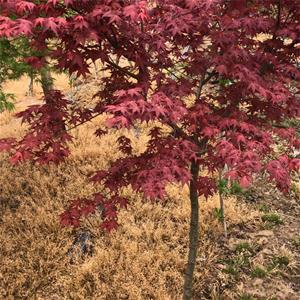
0,77,298,300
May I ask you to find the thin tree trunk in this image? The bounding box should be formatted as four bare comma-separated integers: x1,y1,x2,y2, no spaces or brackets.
28,71,34,96
220,192,227,237
40,68,54,97
218,170,227,238
183,161,200,300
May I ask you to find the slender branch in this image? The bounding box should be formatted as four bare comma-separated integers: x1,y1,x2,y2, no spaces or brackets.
166,122,208,155
66,112,103,132
272,0,282,41
110,26,119,48
105,59,139,80
195,71,218,100
277,0,281,28
218,169,227,238
164,68,182,80
283,9,293,24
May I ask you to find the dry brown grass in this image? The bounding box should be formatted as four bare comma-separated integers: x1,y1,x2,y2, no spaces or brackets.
3,73,69,100
0,78,257,299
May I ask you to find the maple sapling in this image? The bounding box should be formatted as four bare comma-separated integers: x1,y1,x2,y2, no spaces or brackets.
1,1,300,299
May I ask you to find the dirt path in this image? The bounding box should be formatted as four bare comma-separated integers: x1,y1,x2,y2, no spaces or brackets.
3,74,69,101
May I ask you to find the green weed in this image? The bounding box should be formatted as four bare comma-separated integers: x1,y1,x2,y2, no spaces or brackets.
221,255,250,277
271,256,289,268
239,294,254,300
291,236,300,248
251,266,267,278
261,213,283,226
235,242,252,254
257,203,270,213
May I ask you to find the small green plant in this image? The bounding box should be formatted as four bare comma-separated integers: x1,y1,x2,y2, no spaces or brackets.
217,179,246,196
251,266,267,278
221,254,250,277
290,182,299,194
271,256,289,268
222,264,240,276
261,213,283,226
239,294,254,300
218,178,229,195
235,242,252,254
230,180,244,194
257,203,270,213
213,207,223,222
291,236,300,248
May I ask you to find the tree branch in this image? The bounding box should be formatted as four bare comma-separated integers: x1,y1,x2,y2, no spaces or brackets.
277,0,281,28
166,121,207,155
105,58,139,80
66,112,103,132
195,71,218,100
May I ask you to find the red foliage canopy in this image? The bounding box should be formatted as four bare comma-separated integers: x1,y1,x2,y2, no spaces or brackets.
0,0,300,231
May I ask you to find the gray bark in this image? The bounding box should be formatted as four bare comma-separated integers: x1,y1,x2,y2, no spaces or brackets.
183,161,200,300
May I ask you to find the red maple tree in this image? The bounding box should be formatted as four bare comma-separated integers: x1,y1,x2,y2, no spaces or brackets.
1,1,300,298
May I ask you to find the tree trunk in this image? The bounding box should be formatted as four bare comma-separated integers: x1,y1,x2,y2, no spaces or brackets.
28,71,34,96
219,191,227,238
183,161,200,300
40,68,53,97
219,170,227,238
